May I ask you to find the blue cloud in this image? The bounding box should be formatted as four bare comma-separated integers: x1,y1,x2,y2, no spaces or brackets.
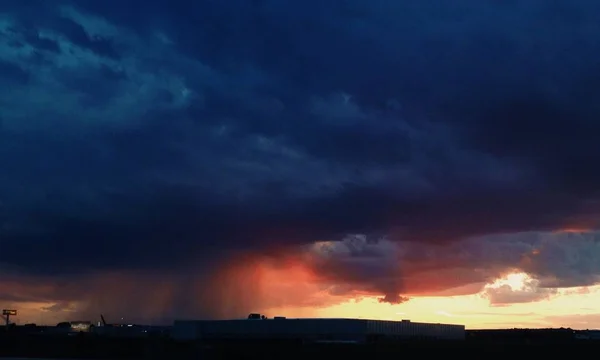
1,1,600,316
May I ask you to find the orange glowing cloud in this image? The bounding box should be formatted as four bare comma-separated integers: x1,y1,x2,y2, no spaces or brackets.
554,227,591,233
3,229,600,326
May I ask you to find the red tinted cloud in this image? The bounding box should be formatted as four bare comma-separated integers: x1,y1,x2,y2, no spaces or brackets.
3,230,600,324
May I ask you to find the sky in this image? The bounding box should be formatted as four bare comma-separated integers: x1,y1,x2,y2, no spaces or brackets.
1,0,600,329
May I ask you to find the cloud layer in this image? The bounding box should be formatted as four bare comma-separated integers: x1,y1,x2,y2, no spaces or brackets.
2,0,600,322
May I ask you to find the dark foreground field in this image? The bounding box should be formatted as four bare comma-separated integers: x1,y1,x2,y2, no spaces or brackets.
1,333,600,359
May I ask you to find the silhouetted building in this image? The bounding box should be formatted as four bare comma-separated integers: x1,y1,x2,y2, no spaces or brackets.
172,317,465,343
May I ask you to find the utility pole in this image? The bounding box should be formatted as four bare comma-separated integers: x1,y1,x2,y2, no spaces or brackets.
2,309,17,329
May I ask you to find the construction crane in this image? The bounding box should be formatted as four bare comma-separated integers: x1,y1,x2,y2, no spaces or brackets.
100,314,108,326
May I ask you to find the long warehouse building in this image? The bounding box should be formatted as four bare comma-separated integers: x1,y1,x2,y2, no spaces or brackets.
172,317,465,343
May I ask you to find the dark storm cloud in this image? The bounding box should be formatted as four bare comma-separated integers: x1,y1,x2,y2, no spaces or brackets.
0,59,29,84
2,0,600,315
305,231,600,305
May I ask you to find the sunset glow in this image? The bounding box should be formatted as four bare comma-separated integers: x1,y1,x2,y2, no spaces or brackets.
263,272,600,330
488,272,531,291
4,261,599,330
